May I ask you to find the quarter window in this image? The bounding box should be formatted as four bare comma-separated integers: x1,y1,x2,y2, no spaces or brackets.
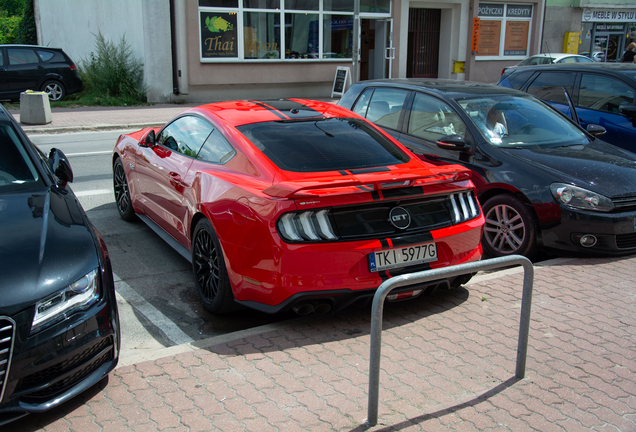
198,129,236,163
577,74,635,115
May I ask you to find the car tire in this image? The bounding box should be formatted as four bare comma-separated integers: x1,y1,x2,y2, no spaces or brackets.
482,194,537,259
113,158,137,221
41,80,66,101
192,218,237,314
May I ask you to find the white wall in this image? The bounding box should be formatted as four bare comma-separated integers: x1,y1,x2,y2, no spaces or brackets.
34,0,173,102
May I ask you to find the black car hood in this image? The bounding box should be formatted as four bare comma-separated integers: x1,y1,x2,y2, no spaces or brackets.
0,188,99,316
499,140,636,198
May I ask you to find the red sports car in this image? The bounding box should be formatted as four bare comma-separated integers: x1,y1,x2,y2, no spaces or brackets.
112,99,483,315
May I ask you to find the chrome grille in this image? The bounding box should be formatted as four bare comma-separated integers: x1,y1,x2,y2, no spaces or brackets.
0,318,16,403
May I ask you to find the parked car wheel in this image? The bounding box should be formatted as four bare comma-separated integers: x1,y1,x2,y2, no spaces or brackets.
482,194,537,258
41,80,66,101
192,218,236,314
113,158,136,221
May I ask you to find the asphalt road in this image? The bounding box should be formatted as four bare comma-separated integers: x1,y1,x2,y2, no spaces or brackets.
29,130,293,362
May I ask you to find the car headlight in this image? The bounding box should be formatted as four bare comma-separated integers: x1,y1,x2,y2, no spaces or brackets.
550,183,614,212
32,268,101,334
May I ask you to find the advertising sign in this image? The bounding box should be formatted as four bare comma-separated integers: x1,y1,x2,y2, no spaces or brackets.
477,20,501,56
200,12,238,59
504,21,529,55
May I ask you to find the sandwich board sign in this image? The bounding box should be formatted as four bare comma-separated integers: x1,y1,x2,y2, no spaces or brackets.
331,66,351,98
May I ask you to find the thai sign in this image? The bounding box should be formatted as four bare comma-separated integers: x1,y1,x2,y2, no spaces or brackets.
200,12,238,59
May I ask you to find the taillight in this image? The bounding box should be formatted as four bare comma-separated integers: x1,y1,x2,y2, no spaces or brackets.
449,191,480,223
70,64,77,71
277,209,338,242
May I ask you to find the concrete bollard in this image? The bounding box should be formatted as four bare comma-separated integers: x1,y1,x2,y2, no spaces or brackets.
20,91,52,125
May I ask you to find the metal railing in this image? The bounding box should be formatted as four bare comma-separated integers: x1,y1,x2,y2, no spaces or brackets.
367,255,534,426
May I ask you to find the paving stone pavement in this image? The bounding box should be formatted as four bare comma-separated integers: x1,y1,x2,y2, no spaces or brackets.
6,255,636,431
4,102,636,430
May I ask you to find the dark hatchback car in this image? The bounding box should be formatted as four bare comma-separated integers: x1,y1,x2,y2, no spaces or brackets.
498,63,636,152
339,79,636,258
0,104,119,425
0,45,83,102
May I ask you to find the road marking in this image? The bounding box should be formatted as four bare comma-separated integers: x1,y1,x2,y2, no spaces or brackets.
74,189,112,197
113,273,195,347
67,150,113,156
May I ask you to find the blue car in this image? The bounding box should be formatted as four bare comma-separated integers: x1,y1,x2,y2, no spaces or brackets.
498,63,636,153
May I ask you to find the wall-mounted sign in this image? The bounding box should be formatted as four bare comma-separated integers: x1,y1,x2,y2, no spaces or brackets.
200,12,238,59
477,20,501,56
471,17,481,54
582,8,636,23
506,5,532,18
504,21,529,55
478,3,504,17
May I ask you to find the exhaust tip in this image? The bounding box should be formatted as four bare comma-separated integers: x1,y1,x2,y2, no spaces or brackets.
292,302,314,316
313,301,331,315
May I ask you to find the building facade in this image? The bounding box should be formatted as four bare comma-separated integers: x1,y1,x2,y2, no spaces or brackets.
35,0,551,102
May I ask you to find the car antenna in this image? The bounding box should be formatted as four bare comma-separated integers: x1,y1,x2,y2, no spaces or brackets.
544,42,553,63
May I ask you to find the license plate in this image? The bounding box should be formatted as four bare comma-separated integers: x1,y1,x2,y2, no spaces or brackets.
368,243,437,272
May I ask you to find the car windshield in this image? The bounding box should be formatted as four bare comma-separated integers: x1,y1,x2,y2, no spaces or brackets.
0,122,41,188
237,117,410,172
454,95,589,147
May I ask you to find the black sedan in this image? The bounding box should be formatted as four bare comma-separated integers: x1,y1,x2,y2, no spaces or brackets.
339,79,636,258
0,103,119,425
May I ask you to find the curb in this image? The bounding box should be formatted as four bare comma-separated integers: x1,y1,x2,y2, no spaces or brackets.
21,122,165,134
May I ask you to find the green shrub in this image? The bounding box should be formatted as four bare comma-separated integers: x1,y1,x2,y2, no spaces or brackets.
80,31,146,103
0,11,20,44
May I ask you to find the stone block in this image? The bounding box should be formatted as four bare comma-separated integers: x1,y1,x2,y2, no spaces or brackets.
20,91,52,125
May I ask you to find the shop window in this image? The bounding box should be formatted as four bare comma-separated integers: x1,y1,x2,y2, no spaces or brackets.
477,3,532,60
323,15,353,59
285,14,319,59
244,12,281,59
526,72,575,105
286,0,319,10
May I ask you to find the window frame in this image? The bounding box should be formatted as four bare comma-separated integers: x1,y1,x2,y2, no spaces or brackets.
476,3,533,62
199,0,390,63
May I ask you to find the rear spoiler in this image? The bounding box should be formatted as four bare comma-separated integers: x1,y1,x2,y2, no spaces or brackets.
263,166,471,198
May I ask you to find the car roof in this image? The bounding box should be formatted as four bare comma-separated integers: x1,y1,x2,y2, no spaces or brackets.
179,99,358,128
347,78,524,98
527,53,586,59
508,62,636,76
0,44,64,51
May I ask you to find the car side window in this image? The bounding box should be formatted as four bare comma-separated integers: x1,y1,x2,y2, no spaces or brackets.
197,129,235,164
37,50,55,62
577,74,635,114
407,93,466,142
7,48,39,65
352,87,408,131
526,72,575,105
157,116,213,158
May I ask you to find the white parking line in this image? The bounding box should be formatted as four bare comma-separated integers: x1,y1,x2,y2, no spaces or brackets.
75,189,112,197
113,274,195,349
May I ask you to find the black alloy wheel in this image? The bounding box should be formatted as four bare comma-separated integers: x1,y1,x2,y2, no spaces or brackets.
192,218,236,314
482,194,537,258
113,158,136,221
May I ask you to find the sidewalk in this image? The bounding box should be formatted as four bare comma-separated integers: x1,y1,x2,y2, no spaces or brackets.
8,104,636,431
10,255,636,432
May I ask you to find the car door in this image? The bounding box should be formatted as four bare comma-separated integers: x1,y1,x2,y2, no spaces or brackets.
134,115,213,246
5,47,42,93
574,73,636,152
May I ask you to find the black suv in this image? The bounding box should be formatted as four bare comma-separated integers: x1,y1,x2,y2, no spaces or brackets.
0,45,83,101
498,63,636,152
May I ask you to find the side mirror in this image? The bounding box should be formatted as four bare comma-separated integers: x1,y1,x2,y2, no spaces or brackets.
141,129,156,147
436,135,466,151
586,124,606,137
48,148,73,187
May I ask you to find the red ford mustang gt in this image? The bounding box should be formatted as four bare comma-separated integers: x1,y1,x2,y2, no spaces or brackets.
112,99,484,315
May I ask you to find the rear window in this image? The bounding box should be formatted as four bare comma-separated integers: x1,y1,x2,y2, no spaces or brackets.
237,117,410,172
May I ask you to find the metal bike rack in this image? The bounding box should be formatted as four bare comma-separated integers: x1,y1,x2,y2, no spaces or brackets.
367,255,534,426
